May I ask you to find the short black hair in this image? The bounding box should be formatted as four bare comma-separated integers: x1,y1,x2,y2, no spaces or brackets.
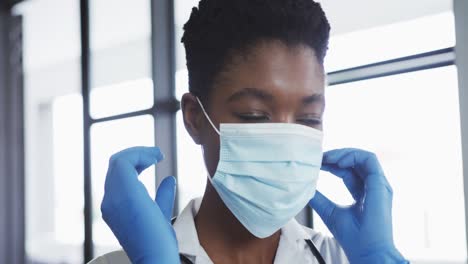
181,0,330,104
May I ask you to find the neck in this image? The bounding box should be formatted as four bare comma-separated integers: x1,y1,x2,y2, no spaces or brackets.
194,183,281,264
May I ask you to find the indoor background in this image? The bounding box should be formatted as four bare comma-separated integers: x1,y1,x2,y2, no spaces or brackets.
1,0,468,263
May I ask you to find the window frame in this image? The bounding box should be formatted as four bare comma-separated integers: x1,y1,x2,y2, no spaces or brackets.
0,9,25,264
80,0,179,262
455,0,468,259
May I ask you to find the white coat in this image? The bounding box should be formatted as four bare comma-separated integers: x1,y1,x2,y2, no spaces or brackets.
89,198,349,264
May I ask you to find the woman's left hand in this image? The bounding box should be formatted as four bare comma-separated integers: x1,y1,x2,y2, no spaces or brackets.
309,148,408,264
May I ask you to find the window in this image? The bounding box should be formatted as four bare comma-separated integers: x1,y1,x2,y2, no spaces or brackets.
316,66,466,263
18,0,84,262
20,0,164,261
24,95,85,264
52,95,85,263
90,78,154,119
86,0,159,258
325,12,455,72
88,0,153,119
90,115,156,256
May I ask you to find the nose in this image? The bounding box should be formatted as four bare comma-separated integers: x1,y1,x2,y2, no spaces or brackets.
273,113,295,124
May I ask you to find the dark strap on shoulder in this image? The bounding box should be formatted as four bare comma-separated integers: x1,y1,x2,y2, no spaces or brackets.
305,239,326,264
179,254,194,264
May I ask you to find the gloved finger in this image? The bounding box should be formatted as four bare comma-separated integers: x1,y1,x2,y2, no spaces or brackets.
115,146,165,174
309,191,337,231
322,148,358,165
321,164,364,202
345,151,392,194
327,149,394,222
105,147,164,193
155,176,177,222
324,148,391,193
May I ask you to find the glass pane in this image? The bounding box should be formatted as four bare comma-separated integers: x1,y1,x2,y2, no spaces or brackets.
91,115,155,256
17,0,84,261
15,0,81,71
314,66,466,263
325,12,456,72
25,94,84,264
89,0,152,119
52,95,85,263
176,111,207,210
90,78,154,119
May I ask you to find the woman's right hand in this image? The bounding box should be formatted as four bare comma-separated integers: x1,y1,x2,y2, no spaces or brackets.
101,147,180,264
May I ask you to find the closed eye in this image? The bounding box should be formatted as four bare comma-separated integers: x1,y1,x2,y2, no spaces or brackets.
235,113,270,122
297,118,322,126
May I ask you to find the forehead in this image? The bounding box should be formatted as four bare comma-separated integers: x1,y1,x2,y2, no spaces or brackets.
212,40,325,101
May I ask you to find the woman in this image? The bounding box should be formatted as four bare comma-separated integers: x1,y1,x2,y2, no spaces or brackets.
91,0,408,263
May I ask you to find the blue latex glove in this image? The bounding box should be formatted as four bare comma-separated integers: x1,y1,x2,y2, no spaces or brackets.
101,147,180,264
309,148,408,264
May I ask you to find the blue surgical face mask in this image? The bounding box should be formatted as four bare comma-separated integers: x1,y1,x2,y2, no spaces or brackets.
196,97,323,238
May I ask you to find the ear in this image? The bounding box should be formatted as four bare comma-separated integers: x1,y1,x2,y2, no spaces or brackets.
181,93,204,145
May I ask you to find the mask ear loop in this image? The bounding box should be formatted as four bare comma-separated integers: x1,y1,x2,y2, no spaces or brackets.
195,96,220,185
196,96,221,135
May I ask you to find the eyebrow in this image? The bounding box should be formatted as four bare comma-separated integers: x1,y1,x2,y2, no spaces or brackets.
227,87,274,103
302,94,324,105
227,87,324,105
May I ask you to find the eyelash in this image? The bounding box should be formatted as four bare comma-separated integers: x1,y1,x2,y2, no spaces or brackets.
236,113,270,122
297,118,322,126
236,113,322,126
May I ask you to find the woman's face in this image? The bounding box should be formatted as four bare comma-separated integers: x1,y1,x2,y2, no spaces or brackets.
182,40,325,177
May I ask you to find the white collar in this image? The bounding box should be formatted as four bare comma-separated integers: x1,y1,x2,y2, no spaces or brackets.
173,197,313,259
173,198,204,258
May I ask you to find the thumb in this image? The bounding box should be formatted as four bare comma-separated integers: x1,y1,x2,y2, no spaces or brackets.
155,176,177,222
309,191,337,230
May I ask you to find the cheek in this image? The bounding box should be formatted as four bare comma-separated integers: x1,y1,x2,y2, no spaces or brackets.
201,125,221,177
199,99,231,176
202,139,220,177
